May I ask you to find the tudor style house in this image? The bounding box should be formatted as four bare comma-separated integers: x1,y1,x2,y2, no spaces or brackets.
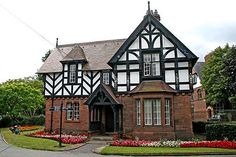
38,4,198,140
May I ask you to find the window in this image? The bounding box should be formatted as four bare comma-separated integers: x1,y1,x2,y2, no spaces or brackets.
143,53,160,76
165,99,171,125
69,64,76,83
144,99,161,126
136,100,141,126
144,100,152,125
66,103,79,120
197,89,202,100
153,99,161,125
103,72,109,85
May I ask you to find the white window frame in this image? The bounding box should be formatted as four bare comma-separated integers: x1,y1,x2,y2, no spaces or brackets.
165,99,171,125
153,99,161,125
69,64,76,83
144,99,153,125
143,53,160,76
66,103,79,121
103,72,110,85
66,103,73,120
136,100,141,126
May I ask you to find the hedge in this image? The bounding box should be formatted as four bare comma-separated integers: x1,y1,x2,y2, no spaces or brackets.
0,115,45,127
192,121,206,134
206,123,236,141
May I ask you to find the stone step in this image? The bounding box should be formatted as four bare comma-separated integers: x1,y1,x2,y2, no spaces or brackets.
90,136,113,141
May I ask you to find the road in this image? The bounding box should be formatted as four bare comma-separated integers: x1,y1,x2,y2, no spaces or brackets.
0,134,236,157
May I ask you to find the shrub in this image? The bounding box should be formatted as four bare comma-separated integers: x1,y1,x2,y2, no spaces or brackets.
192,121,206,134
20,115,45,125
0,116,13,127
206,123,236,141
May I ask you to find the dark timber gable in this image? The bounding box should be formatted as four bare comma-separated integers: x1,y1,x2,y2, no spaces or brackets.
108,10,198,93
108,14,198,66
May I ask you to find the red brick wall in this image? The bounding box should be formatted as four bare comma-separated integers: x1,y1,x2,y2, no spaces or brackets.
191,86,207,121
45,93,193,140
45,97,89,133
173,93,194,139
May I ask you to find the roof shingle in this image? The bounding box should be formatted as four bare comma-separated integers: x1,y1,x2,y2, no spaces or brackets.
37,39,126,73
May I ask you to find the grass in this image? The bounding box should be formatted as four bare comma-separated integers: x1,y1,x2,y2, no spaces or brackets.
101,146,236,155
0,127,79,151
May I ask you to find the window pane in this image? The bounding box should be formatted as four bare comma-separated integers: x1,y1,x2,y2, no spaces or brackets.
152,63,160,76
144,63,151,76
144,54,151,62
136,100,141,126
144,100,152,125
152,53,159,61
153,99,161,125
74,104,79,120
165,99,171,125
103,73,109,85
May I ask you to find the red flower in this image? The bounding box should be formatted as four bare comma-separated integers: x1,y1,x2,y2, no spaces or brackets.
180,141,236,149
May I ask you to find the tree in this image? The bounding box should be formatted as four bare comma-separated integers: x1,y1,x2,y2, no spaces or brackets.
222,46,236,107
0,78,44,122
201,45,230,108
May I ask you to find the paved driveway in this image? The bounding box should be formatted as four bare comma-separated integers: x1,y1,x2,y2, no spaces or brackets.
1,134,236,157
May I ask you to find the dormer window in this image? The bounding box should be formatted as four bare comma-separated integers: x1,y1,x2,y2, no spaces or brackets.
69,64,76,83
102,72,110,85
143,53,160,76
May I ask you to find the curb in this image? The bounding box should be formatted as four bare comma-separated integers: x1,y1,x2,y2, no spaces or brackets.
0,132,9,145
94,146,236,156
93,145,108,154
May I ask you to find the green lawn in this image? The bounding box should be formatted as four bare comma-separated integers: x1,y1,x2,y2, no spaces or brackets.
0,127,77,151
101,146,236,155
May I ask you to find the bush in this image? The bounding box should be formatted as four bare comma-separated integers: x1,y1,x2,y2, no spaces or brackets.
0,115,45,127
0,116,13,127
20,115,45,125
206,123,236,141
192,121,206,134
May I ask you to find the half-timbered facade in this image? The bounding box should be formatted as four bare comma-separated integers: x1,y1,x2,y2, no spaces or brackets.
38,4,198,140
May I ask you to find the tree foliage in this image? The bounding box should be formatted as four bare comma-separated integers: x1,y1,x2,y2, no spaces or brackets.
202,44,235,108
222,45,236,107
0,77,44,121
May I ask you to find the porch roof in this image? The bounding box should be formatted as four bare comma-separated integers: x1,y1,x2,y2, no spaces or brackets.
86,84,120,106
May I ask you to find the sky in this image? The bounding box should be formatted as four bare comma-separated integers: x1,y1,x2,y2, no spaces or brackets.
0,0,235,83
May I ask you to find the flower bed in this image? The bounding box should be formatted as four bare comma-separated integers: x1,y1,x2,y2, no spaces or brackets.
28,131,87,144
180,141,236,149
19,125,40,132
111,140,236,149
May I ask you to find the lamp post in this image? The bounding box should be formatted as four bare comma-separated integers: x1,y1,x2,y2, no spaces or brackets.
49,99,73,147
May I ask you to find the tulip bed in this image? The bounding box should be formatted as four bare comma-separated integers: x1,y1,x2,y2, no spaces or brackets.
111,140,236,149
28,131,87,144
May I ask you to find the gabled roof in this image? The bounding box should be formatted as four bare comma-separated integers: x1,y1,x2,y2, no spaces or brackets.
108,13,198,66
130,80,176,94
85,84,120,105
37,39,126,73
61,45,87,62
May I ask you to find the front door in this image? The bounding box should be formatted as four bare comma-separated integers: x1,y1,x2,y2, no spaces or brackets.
105,106,114,132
